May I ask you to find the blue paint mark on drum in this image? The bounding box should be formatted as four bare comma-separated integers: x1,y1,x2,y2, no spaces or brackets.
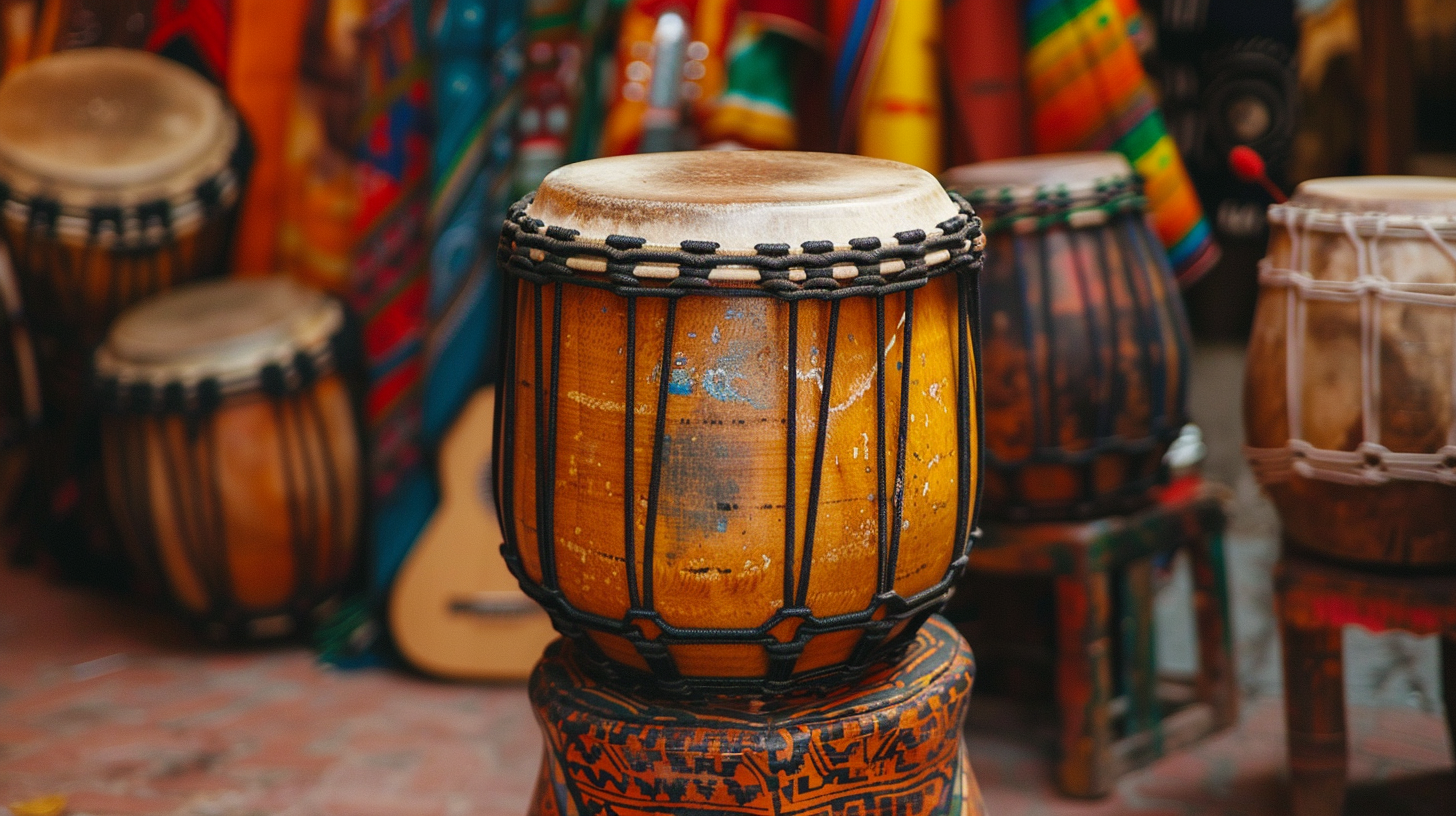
703,354,756,406
668,367,694,395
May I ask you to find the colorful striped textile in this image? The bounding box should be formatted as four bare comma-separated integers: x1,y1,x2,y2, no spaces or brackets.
827,0,942,171
1026,0,1219,284
422,0,521,441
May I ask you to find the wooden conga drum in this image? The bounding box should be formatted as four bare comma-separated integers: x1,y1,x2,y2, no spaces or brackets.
0,48,247,353
942,153,1192,521
1245,177,1456,567
496,151,986,691
95,277,363,639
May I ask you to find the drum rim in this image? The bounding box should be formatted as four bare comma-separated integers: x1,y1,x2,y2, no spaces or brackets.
527,151,963,250
0,112,240,241
0,48,229,192
941,152,1136,204
1291,175,1456,217
94,277,344,393
502,192,984,295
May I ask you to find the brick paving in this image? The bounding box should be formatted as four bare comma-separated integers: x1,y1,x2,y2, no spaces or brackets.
1,564,1452,816
3,344,1454,815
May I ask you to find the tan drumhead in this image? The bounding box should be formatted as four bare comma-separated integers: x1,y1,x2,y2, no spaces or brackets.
528,151,960,248
0,48,233,202
1291,176,1456,217
96,277,343,386
940,152,1134,202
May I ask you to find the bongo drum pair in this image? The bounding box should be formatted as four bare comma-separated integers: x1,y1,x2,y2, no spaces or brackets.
495,151,986,691
1245,177,1456,567
0,48,248,353
96,278,364,639
942,153,1193,521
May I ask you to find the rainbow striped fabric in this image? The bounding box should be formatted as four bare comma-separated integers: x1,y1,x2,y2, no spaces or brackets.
1026,0,1218,284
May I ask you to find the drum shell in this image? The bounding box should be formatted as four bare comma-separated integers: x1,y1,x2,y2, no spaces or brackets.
1244,224,1456,567
977,210,1191,521
496,269,979,689
100,370,364,639
3,188,243,350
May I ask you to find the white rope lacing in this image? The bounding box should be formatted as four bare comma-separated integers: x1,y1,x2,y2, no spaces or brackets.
1245,204,1456,487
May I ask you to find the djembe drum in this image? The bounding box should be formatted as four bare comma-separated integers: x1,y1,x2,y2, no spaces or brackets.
496,151,987,815
0,48,247,348
942,153,1192,520
95,277,363,639
1245,177,1456,567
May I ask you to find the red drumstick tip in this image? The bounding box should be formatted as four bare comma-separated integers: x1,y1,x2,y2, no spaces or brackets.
1228,145,1288,203
1228,145,1265,182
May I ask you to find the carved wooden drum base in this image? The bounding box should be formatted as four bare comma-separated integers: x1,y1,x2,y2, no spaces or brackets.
527,615,984,816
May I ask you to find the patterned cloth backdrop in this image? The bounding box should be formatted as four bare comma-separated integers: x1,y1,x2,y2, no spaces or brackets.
1026,0,1221,285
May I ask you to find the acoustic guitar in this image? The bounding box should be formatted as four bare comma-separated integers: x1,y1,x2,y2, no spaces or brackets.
389,386,557,680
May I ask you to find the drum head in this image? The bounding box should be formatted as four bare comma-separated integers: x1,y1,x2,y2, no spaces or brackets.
0,48,232,202
940,152,1134,203
1291,176,1456,217
527,151,959,248
96,277,342,386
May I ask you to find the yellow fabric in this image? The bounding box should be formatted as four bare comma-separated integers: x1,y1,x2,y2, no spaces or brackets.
856,0,941,172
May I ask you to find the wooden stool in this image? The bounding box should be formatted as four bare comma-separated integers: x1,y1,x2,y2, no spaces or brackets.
1276,551,1456,816
959,483,1238,797
527,616,985,816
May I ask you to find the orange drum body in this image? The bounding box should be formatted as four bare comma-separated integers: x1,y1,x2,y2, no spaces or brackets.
495,152,985,690
96,278,363,639
0,49,246,353
1245,177,1456,567
943,153,1192,521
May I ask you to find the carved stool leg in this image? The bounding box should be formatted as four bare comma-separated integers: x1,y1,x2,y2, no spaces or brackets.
1054,563,1114,797
1442,633,1456,768
1281,618,1347,816
1120,557,1161,745
1190,524,1238,727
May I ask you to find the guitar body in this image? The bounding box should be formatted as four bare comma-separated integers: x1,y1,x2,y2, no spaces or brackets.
389,387,557,680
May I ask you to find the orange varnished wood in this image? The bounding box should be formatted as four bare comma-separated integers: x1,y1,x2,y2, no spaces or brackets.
498,151,977,683
104,375,360,627
505,277,969,675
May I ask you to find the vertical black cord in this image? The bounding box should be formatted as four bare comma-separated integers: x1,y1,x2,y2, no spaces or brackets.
623,297,640,609
888,289,914,591
797,300,840,607
783,300,798,606
642,298,678,609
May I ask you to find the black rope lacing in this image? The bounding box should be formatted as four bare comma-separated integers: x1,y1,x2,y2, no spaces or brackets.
495,191,987,695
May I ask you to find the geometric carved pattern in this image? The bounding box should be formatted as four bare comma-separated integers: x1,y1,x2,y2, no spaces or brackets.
527,616,982,815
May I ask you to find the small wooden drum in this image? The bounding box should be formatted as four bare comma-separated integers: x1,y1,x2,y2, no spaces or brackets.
496,151,986,691
95,277,363,639
0,48,247,348
1245,177,1456,567
942,153,1192,521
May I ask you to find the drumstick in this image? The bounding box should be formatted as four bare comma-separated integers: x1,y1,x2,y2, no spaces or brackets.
1229,145,1288,204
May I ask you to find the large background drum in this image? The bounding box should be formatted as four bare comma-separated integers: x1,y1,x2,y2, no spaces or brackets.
496,151,985,690
95,278,363,639
1245,177,1456,567
942,153,1192,521
0,48,247,352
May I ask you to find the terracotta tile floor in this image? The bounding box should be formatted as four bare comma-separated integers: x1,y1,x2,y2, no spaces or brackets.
3,344,1454,816
2,557,1454,815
